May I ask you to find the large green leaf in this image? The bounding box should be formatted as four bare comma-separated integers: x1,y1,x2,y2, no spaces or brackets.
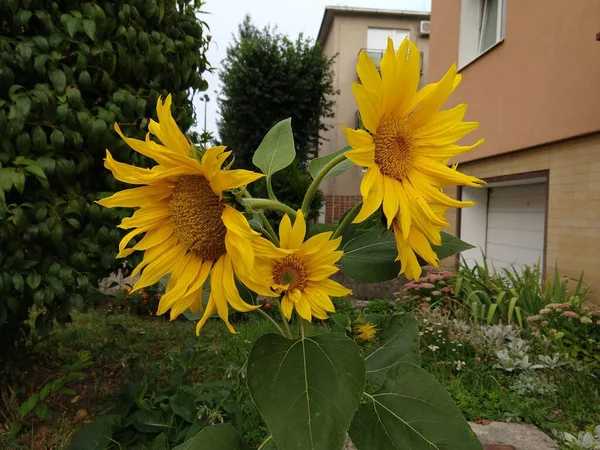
247,332,366,450
364,314,419,390
68,414,122,450
340,230,400,283
252,118,295,176
349,363,482,450
308,146,353,180
433,232,475,260
172,424,251,450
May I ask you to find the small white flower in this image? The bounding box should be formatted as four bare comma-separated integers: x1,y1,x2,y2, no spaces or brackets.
428,345,439,352
456,360,466,371
419,332,424,336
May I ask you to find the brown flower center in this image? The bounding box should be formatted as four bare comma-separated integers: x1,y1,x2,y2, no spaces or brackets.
373,117,415,180
170,175,227,261
272,255,308,292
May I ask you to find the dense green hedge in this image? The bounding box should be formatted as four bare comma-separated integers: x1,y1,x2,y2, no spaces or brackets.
0,0,210,356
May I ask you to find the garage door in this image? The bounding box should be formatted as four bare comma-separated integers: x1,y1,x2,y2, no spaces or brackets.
485,183,546,271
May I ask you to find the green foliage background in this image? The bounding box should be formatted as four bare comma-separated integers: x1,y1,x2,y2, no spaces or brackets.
218,15,336,219
0,0,210,355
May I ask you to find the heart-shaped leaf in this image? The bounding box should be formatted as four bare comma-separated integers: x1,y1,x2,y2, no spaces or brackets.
341,230,400,283
349,363,482,450
252,118,295,176
248,332,366,450
172,424,251,450
308,146,353,180
364,314,419,390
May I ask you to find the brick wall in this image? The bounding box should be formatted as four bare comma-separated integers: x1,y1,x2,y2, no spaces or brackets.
324,195,362,223
447,133,600,303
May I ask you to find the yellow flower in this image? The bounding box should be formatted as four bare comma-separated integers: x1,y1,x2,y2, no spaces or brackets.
255,210,352,322
98,95,272,334
353,323,377,344
343,38,484,245
392,205,448,280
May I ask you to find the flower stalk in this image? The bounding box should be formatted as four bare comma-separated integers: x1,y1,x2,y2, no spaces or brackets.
300,153,348,216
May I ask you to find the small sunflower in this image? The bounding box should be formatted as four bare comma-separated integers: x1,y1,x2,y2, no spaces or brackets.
353,323,377,344
98,95,273,334
255,210,352,322
343,38,485,241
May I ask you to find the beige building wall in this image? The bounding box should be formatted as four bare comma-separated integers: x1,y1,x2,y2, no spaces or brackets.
318,10,430,222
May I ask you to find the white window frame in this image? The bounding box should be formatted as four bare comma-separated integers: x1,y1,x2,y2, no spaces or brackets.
458,0,506,70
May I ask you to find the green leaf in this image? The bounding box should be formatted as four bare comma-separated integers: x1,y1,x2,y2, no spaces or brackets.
82,19,96,41
340,230,400,283
24,165,49,188
349,363,482,450
26,272,41,290
170,391,197,423
67,16,80,37
50,129,65,149
308,146,353,180
13,274,24,292
68,414,122,450
364,314,419,391
129,409,168,433
433,232,475,260
19,393,39,418
13,171,25,193
252,118,295,176
49,69,67,94
172,424,251,450
32,36,49,52
248,332,366,450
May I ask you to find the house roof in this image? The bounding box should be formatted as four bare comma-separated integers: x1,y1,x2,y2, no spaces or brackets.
317,6,430,44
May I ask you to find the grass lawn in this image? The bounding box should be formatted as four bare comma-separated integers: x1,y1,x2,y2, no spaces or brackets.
1,307,599,449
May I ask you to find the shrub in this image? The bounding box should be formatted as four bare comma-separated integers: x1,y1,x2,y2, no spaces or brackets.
0,0,209,355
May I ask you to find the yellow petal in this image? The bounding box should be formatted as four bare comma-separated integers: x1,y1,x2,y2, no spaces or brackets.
345,145,375,167
414,156,485,187
151,95,192,156
382,177,399,228
289,210,306,249
354,174,384,223
360,166,382,198
415,138,484,161
196,294,216,335
222,255,259,312
394,40,421,117
97,183,173,208
379,38,397,117
210,169,263,196
130,223,175,252
342,126,374,149
118,205,171,230
353,83,380,134
408,64,458,129
132,243,186,292
210,257,236,333
294,293,312,321
279,214,293,249
409,228,439,267
318,279,352,297
356,50,382,96
281,295,294,320
395,180,411,240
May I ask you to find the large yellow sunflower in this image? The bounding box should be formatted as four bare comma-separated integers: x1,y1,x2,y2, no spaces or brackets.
343,38,485,242
98,95,274,334
254,211,352,322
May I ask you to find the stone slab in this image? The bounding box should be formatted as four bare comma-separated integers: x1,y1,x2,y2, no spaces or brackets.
470,422,558,450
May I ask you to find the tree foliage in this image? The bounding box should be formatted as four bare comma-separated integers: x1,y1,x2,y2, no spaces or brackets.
218,15,336,218
0,0,210,356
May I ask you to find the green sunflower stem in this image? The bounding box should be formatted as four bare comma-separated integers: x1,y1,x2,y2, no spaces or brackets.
255,307,286,336
275,298,293,339
301,153,348,216
265,175,279,202
258,435,273,450
258,211,280,247
331,202,362,239
244,198,297,218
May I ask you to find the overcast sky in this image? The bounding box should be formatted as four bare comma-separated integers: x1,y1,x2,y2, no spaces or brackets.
191,0,432,138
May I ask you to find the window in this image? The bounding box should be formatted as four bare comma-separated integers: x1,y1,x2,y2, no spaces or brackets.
365,28,410,68
459,0,506,68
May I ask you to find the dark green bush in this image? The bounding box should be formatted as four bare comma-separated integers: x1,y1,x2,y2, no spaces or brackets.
0,0,210,356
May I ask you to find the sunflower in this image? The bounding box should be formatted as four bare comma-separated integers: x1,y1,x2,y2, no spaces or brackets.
254,210,352,322
98,95,275,334
353,323,377,344
343,38,485,242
